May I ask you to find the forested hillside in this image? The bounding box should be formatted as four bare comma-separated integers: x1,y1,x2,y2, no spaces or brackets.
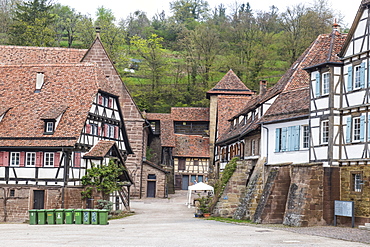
0,0,345,112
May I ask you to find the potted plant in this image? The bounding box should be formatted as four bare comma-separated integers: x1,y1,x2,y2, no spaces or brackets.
197,195,212,217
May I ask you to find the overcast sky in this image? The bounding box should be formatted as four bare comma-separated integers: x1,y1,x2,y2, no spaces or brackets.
56,0,358,28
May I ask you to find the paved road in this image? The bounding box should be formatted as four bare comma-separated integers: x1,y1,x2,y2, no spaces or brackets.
0,192,369,246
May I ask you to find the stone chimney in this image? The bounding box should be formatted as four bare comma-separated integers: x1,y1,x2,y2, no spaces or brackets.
95,26,101,38
259,80,267,95
332,19,341,33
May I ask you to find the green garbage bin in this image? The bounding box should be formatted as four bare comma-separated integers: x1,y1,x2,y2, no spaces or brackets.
98,209,109,225
46,209,55,224
74,209,83,224
91,209,99,225
55,209,64,224
29,209,37,225
83,209,91,224
65,209,74,224
37,209,46,225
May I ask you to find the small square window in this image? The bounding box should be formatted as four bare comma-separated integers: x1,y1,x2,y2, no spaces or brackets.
10,189,15,197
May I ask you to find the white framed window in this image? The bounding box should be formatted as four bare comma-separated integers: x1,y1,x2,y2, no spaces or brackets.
10,152,20,167
321,121,329,144
354,65,361,89
251,140,256,156
44,152,54,166
353,173,362,192
46,122,54,133
352,117,361,142
26,152,36,167
322,72,330,95
302,125,309,149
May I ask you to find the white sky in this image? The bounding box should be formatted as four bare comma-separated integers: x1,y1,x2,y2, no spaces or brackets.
56,0,358,28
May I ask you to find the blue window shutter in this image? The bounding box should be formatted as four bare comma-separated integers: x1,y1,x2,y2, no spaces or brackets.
346,117,352,143
361,62,366,88
360,115,365,142
348,66,353,91
368,115,370,141
282,127,287,151
294,125,300,151
275,128,281,152
287,126,292,151
315,73,321,97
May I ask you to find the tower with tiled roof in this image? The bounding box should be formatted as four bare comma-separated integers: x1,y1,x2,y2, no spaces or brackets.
206,70,254,178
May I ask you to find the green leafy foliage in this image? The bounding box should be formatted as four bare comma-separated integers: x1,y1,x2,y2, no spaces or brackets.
81,159,126,199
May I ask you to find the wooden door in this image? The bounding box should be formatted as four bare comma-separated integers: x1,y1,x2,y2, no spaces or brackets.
181,175,189,190
33,190,44,209
147,181,156,197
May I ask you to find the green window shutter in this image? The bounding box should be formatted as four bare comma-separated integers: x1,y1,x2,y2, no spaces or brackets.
360,115,365,142
315,73,321,97
275,128,281,152
282,127,287,152
361,62,366,88
348,66,353,91
346,117,352,143
294,125,300,151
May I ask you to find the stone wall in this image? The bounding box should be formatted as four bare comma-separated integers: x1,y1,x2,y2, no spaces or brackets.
0,186,86,222
254,165,290,224
141,164,167,198
340,165,370,226
213,159,257,218
82,38,146,198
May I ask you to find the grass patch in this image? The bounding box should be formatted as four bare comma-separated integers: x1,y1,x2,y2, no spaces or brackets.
109,211,135,220
203,216,253,224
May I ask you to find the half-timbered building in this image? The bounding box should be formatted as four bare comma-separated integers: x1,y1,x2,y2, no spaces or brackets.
146,107,210,191
0,34,154,222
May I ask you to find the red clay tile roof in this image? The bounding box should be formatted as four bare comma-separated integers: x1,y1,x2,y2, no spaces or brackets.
84,140,116,158
171,107,209,121
0,45,86,64
260,87,309,123
173,134,209,158
217,95,252,138
304,30,347,70
0,63,113,147
145,113,176,147
218,29,346,144
206,69,255,98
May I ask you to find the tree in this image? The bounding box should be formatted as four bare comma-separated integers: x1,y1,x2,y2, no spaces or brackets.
180,23,223,85
95,6,127,65
0,0,21,44
130,34,167,89
123,10,151,39
170,0,209,29
9,0,56,46
75,14,95,48
81,159,126,199
51,4,82,48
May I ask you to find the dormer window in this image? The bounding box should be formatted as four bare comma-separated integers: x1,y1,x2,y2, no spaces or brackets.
44,120,56,134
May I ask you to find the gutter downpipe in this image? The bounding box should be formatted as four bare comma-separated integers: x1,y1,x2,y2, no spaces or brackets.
262,124,269,185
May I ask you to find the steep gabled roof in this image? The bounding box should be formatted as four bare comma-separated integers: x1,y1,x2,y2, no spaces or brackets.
260,87,310,124
304,27,347,70
0,63,116,147
0,45,86,64
206,69,254,98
